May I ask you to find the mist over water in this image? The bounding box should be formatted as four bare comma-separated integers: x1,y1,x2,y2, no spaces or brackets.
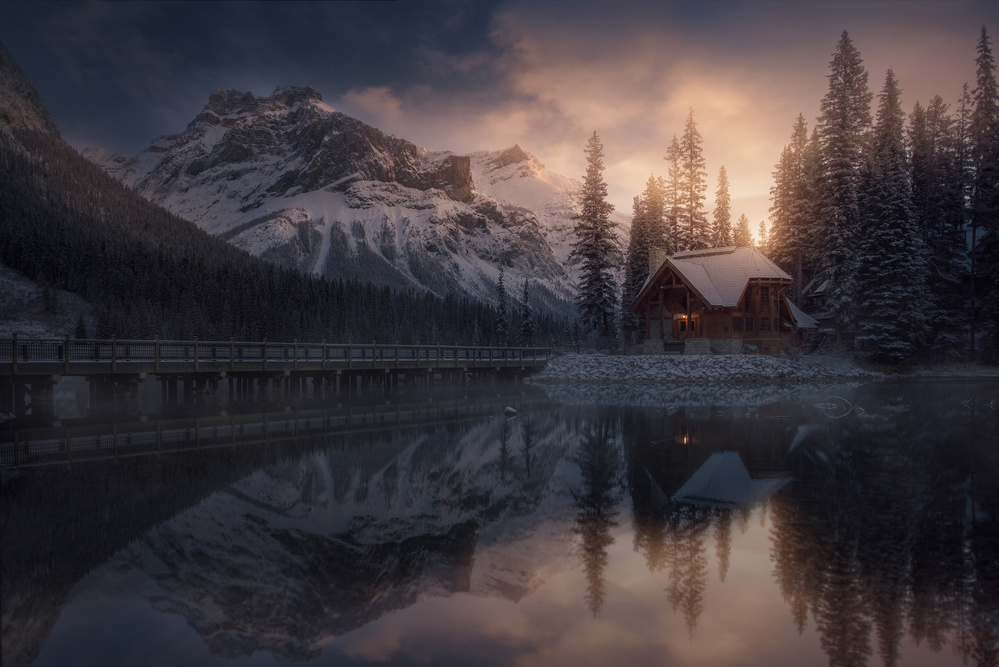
3,379,998,667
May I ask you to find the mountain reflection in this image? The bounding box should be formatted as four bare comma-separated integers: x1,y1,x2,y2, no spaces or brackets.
5,381,999,667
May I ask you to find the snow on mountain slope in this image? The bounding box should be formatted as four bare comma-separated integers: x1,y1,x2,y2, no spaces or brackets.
87,87,631,314
468,145,629,271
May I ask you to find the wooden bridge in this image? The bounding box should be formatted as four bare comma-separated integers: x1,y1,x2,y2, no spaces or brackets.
0,335,551,417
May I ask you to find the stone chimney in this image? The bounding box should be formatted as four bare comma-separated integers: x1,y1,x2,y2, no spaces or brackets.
649,247,669,278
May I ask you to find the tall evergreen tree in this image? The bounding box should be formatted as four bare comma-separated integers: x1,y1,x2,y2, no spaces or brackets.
756,221,769,253
663,136,683,255
768,115,813,300
909,95,969,353
519,279,536,346
815,31,873,337
621,176,666,341
855,70,928,364
496,267,509,345
971,26,999,360
678,109,710,250
733,214,752,247
621,194,649,341
712,166,732,246
570,132,622,342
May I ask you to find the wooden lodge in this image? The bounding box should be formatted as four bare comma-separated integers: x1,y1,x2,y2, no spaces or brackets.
630,246,818,355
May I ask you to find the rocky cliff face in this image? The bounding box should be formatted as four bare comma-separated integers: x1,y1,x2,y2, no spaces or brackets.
88,87,628,313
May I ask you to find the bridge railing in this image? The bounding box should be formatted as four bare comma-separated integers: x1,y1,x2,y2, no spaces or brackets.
0,335,550,372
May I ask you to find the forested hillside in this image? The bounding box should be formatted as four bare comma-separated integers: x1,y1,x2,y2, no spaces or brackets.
0,45,568,345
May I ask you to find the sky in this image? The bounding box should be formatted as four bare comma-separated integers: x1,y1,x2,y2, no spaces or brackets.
2,0,998,232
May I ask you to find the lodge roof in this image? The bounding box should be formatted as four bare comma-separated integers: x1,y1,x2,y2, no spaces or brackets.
632,246,792,312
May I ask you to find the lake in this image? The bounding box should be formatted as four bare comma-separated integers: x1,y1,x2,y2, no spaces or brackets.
2,378,998,667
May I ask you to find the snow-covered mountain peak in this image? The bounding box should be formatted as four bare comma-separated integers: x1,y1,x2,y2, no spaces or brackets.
85,85,629,314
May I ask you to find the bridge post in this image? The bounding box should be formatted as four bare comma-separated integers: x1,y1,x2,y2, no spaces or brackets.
11,333,16,375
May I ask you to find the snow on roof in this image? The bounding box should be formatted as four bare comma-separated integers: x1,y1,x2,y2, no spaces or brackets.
667,246,791,308
786,298,820,329
672,451,790,508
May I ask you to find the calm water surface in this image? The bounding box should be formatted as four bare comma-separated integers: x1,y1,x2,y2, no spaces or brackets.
3,379,998,667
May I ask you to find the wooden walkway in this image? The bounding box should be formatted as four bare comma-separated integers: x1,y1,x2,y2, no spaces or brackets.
0,336,551,416
0,335,549,376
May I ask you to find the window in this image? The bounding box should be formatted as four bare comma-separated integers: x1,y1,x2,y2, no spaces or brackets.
760,317,770,332
732,317,742,332
745,317,755,332
680,320,687,332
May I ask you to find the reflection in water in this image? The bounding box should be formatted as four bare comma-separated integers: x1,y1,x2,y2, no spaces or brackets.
572,418,622,617
4,380,999,666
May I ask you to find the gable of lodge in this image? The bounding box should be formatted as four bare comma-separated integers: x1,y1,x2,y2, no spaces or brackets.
630,246,814,354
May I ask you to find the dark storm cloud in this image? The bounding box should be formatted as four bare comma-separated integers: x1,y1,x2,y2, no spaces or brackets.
0,0,509,152
2,0,999,229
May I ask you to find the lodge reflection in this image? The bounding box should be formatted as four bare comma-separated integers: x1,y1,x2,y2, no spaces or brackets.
625,383,999,666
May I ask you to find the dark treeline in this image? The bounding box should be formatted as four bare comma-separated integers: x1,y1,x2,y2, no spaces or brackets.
767,28,999,364
0,129,568,346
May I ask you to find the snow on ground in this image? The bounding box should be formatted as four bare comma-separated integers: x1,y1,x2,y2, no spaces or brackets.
531,352,879,384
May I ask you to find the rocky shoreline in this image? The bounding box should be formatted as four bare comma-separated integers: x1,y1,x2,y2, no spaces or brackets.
530,352,999,384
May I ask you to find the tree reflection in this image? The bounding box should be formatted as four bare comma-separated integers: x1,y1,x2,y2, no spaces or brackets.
768,394,999,667
573,418,622,617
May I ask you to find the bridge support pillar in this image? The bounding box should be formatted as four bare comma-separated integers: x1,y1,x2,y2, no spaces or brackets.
0,378,13,416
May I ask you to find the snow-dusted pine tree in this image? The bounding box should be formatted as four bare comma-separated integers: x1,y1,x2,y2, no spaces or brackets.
734,214,752,247
519,279,536,346
971,26,999,360
570,132,622,342
663,136,682,255
712,166,732,247
496,267,509,345
855,70,928,364
768,114,813,300
814,31,873,337
678,109,710,250
621,176,665,340
908,95,969,353
756,221,769,253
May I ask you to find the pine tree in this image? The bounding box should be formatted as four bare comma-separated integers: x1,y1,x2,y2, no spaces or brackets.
734,214,752,247
756,221,769,253
519,279,536,346
855,70,928,364
909,95,969,353
815,31,873,337
712,166,732,246
678,109,710,250
971,26,999,360
496,267,509,345
768,115,812,301
663,136,683,255
621,176,666,340
570,132,622,343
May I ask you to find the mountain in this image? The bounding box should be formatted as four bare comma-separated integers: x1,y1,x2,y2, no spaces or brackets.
98,413,588,661
89,86,628,313
1,42,553,344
